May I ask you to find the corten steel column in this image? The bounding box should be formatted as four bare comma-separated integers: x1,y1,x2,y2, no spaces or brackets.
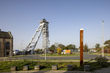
80,28,84,66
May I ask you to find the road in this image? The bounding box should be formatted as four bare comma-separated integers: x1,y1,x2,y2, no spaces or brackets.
0,53,100,61
14,53,97,60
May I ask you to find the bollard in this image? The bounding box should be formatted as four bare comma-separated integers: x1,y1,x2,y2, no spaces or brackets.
34,65,40,70
67,65,73,71
84,65,90,71
52,65,58,70
11,66,17,71
23,65,29,71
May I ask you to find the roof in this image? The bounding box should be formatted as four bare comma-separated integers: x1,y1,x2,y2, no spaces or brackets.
0,31,13,39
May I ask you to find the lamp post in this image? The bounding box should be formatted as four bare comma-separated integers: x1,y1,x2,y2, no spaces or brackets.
102,20,104,57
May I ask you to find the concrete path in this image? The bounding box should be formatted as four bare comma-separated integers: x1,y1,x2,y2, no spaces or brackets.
1,68,110,73
0,71,92,73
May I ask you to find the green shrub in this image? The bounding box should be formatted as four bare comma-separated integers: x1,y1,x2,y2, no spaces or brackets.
57,48,62,54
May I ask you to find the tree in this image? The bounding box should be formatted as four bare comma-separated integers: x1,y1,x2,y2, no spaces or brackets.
66,44,76,50
84,44,89,52
58,44,65,50
95,43,101,52
104,40,110,48
48,44,56,53
95,43,100,49
35,49,43,54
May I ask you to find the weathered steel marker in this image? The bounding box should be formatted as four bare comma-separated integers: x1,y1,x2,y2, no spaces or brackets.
80,28,84,66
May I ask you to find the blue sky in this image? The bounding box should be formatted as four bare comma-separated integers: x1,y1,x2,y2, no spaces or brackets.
0,0,110,50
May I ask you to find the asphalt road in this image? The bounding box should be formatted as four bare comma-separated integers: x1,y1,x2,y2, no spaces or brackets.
1,53,99,61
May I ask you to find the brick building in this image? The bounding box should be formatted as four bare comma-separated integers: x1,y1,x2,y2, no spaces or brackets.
0,29,13,57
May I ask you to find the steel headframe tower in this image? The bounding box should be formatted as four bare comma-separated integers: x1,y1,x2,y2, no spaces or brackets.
25,19,49,56
40,19,49,50
40,19,49,60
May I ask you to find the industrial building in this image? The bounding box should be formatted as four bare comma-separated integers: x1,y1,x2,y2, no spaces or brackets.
0,29,13,57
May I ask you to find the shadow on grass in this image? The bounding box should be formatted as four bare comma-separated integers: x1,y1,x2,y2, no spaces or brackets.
84,62,110,71
63,62,110,73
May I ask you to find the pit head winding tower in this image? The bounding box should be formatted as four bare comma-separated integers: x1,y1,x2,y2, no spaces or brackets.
40,19,49,50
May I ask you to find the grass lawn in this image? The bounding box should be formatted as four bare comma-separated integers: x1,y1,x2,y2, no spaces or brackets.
0,60,80,72
0,59,109,72
89,52,110,56
23,59,94,62
89,52,102,55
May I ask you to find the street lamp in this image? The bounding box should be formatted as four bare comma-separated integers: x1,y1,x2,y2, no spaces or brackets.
102,20,104,57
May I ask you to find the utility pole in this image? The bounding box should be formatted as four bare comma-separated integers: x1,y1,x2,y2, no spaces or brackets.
102,20,104,57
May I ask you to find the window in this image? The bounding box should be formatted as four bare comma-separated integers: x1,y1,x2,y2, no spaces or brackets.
5,42,10,50
5,42,10,56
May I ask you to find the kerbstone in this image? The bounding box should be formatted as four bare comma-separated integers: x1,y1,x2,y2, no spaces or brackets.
11,66,17,71
84,65,90,71
67,65,73,71
23,65,29,71
52,65,58,70
34,65,40,70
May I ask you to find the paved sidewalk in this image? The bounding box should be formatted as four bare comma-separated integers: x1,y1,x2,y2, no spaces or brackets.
3,71,91,73
1,71,92,73
1,67,110,73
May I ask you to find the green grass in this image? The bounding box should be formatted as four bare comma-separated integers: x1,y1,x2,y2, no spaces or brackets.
89,52,101,55
104,53,110,56
12,55,26,58
0,60,110,72
0,60,80,72
0,59,95,62
89,52,110,56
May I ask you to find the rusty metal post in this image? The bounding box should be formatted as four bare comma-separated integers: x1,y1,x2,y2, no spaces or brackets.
80,28,84,66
